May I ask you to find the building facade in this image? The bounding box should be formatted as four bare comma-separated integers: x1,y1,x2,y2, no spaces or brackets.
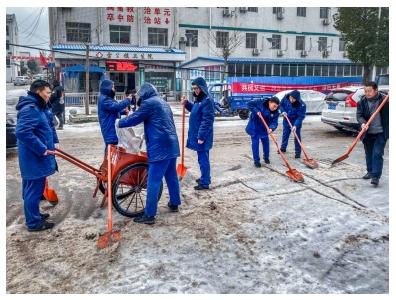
6,14,20,82
48,7,388,93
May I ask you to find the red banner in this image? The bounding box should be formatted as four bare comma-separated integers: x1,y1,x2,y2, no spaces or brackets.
231,82,360,94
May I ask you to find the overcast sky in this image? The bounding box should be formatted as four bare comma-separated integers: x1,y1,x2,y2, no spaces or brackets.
6,7,50,55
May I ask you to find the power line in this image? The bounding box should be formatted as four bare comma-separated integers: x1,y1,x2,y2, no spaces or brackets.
23,8,44,41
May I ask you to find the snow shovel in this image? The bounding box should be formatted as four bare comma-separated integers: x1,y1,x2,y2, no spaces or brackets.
97,144,121,249
43,178,59,205
257,113,304,183
176,102,187,180
283,114,319,169
332,94,389,166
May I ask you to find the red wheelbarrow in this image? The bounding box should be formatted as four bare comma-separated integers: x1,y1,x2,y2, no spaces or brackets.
47,146,163,219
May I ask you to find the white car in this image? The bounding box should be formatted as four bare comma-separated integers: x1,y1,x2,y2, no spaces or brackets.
13,76,31,86
274,89,326,114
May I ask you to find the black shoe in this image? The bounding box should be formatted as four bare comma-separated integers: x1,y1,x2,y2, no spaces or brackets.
295,154,301,159
195,178,201,184
194,184,209,190
264,158,270,164
362,173,371,180
133,215,156,225
28,221,55,232
40,213,50,220
280,149,286,153
254,161,261,168
167,202,179,212
371,177,379,187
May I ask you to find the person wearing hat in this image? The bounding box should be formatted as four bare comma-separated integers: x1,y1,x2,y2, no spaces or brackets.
279,90,306,158
181,77,215,190
15,80,59,231
246,96,280,167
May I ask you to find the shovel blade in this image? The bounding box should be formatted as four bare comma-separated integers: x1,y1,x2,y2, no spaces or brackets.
96,230,121,249
176,164,188,180
43,187,59,205
331,153,349,166
286,169,304,183
303,158,319,169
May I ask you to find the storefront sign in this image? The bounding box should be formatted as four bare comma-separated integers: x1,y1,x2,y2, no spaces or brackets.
106,60,138,72
105,7,172,25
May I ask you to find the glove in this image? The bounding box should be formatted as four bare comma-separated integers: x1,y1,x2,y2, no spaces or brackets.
291,126,296,132
282,112,287,117
115,119,120,128
54,143,59,149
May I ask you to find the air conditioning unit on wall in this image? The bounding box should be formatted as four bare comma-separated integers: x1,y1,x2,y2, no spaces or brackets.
343,51,348,58
277,50,285,57
252,48,260,56
239,7,248,13
322,18,330,25
322,50,330,58
277,10,284,20
223,8,231,17
300,50,308,57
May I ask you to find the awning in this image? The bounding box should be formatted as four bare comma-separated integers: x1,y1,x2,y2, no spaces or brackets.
62,64,105,73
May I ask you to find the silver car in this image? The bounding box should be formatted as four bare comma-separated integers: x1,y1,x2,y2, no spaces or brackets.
13,76,31,86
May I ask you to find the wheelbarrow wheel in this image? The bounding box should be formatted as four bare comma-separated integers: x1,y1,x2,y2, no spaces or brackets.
112,162,163,218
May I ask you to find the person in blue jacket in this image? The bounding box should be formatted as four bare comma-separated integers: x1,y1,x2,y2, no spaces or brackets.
116,83,181,225
98,79,132,150
15,80,59,232
246,96,280,167
279,90,306,158
181,77,215,190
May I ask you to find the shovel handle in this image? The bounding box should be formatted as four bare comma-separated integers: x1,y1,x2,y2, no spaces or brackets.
257,113,294,171
283,114,310,160
348,94,389,155
181,103,185,166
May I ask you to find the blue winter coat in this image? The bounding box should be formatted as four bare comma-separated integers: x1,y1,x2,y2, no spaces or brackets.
185,77,215,151
98,79,130,145
280,90,306,128
246,98,280,137
118,83,180,163
15,91,59,180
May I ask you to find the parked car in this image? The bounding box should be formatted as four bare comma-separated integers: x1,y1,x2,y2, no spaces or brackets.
13,76,31,86
6,113,17,149
376,74,389,94
321,86,361,132
274,89,326,114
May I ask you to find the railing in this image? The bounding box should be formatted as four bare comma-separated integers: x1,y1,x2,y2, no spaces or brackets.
64,93,125,107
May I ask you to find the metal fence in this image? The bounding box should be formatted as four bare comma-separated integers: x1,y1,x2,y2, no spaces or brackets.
64,93,125,107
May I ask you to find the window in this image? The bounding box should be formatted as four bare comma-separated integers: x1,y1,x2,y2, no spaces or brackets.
290,64,297,76
6,41,9,50
271,34,281,49
298,64,305,76
185,30,198,47
243,64,250,76
339,38,346,51
248,7,258,12
273,64,281,76
314,65,321,76
251,64,258,76
6,58,11,67
273,7,282,14
320,7,330,19
297,7,306,17
216,31,229,48
296,36,305,50
336,65,343,76
66,22,91,42
329,65,336,76
148,28,168,46
344,65,351,76
109,25,130,44
235,64,243,76
318,37,327,51
265,64,272,76
6,25,9,36
322,65,329,76
246,33,257,49
281,64,289,76
306,64,314,76
357,65,363,76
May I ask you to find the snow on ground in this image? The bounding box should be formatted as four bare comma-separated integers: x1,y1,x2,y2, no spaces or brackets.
6,110,388,293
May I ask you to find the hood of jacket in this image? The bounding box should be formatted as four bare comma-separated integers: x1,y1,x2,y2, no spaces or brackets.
16,91,46,111
138,83,160,101
191,77,209,99
100,79,114,97
286,90,303,104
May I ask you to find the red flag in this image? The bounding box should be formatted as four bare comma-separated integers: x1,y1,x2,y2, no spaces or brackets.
39,52,48,67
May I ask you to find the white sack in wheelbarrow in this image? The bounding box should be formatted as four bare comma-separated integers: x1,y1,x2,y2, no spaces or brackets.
116,124,146,154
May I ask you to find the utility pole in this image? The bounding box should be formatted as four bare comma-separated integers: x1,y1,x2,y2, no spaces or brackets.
372,7,382,81
85,44,90,115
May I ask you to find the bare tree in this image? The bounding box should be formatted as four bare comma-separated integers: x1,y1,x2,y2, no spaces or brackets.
204,30,244,83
